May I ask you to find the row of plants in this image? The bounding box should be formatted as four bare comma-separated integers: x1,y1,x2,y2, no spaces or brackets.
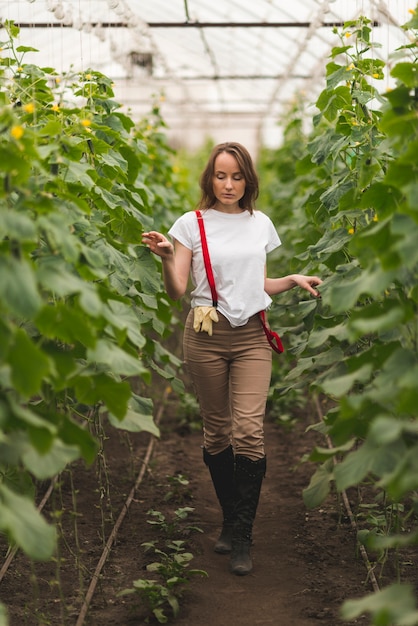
0,18,188,608
259,9,418,625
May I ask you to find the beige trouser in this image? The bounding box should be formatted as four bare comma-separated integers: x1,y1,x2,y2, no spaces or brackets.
183,310,272,460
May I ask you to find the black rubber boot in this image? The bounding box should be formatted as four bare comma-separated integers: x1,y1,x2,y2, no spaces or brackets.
229,455,266,576
203,445,236,554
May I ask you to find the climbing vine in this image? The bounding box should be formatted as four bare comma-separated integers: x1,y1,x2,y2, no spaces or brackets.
0,20,186,568
260,10,418,624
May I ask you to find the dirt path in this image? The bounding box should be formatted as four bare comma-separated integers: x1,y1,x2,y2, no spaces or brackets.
84,414,369,625
143,418,368,626
0,413,370,625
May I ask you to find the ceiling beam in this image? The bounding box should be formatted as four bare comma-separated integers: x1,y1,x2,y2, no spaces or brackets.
153,74,312,80
13,21,380,29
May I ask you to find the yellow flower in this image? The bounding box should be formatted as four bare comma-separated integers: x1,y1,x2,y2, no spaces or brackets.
11,125,24,139
51,103,60,112
408,8,416,15
55,77,61,84
85,73,92,80
372,73,379,79
346,63,355,71
345,32,352,38
348,227,355,235
81,118,91,127
373,214,378,222
23,102,35,113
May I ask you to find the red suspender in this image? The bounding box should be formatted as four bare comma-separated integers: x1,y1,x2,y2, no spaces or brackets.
196,210,218,308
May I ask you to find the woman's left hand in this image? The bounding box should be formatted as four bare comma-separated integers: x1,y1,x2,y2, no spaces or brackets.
292,274,323,297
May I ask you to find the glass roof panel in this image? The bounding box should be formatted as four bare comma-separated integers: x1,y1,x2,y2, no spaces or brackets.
1,0,414,152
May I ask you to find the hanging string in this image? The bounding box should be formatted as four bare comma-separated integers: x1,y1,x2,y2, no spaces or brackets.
256,0,334,146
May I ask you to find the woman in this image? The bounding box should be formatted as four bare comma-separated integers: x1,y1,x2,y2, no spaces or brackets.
142,142,322,576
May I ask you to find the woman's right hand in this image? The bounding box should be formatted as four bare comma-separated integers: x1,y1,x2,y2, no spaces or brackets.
142,231,174,259
142,233,192,300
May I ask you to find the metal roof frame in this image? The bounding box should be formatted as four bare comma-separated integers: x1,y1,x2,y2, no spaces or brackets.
1,0,413,152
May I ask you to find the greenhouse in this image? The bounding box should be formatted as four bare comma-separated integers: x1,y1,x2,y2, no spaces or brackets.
0,1,418,625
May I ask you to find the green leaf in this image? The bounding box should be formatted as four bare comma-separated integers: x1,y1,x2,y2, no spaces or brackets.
316,86,352,121
0,484,56,560
307,228,350,260
8,329,51,396
330,45,352,58
87,339,147,377
321,363,373,397
308,323,349,348
63,160,95,189
0,210,36,240
285,346,345,381
308,131,347,165
23,439,80,479
5,396,57,433
367,416,404,445
59,416,98,464
107,408,158,435
112,208,144,243
36,302,97,348
37,213,80,262
0,601,8,626
16,45,39,53
308,438,355,462
325,62,351,89
37,260,91,296
93,238,131,276
131,247,163,294
381,447,418,500
341,583,418,624
348,299,412,339
320,180,354,212
324,263,396,313
334,442,374,491
359,182,403,218
38,119,63,137
74,373,131,419
0,318,11,360
0,257,41,318
108,394,159,436
302,460,334,509
368,348,418,409
391,62,418,88
103,300,146,348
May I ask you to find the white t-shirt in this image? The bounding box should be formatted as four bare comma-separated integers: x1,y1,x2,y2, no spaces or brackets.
168,209,281,327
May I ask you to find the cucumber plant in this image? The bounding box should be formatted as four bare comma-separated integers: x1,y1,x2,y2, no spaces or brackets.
0,20,187,569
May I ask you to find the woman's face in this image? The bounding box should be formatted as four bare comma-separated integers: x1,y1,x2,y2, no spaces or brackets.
212,152,246,211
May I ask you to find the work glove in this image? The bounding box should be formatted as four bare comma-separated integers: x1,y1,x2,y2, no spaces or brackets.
193,306,219,336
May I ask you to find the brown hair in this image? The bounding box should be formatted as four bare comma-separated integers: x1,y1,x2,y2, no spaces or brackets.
197,142,259,214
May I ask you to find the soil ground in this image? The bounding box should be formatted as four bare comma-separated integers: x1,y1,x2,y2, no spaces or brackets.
1,398,398,626
1,382,418,626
